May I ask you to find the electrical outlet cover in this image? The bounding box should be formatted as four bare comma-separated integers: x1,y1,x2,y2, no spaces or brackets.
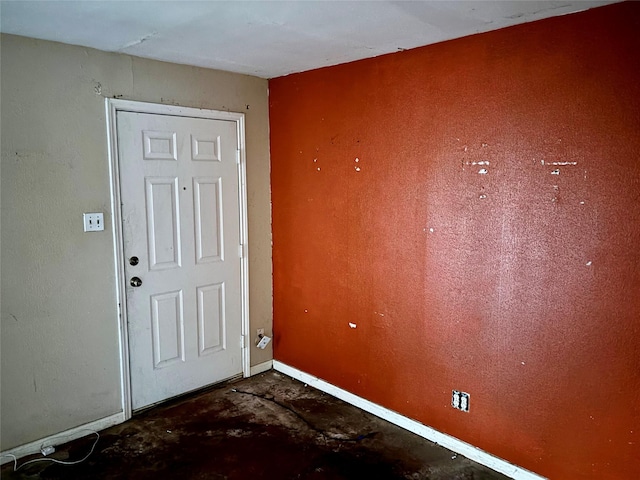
460,392,470,412
257,335,271,349
452,390,470,412
452,390,461,409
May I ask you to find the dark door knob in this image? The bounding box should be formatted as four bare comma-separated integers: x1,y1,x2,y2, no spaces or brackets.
129,256,139,266
130,277,142,287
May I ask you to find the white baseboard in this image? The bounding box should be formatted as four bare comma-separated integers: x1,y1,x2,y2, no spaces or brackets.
273,361,545,480
1,358,273,466
0,412,125,465
250,360,273,376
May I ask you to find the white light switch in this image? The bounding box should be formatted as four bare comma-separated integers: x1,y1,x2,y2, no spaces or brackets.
83,213,104,232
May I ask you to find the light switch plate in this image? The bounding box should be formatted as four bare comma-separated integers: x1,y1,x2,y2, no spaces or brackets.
83,213,104,232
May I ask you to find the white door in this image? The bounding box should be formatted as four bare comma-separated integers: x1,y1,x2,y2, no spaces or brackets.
117,111,243,410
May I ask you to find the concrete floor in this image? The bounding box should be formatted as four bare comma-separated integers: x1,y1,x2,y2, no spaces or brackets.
2,371,510,479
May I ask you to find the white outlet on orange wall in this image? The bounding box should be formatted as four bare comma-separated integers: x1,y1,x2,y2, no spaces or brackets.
452,390,470,412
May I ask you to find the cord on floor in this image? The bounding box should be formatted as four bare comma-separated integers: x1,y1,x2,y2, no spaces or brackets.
0,430,99,472
231,388,378,443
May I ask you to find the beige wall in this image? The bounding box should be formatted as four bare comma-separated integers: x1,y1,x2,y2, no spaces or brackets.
0,34,272,450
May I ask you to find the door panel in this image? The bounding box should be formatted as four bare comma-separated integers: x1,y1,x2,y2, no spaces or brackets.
197,282,225,354
117,111,242,410
194,177,223,263
146,177,181,269
150,289,184,368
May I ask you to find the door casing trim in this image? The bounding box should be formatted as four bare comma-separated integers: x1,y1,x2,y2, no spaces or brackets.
105,98,250,420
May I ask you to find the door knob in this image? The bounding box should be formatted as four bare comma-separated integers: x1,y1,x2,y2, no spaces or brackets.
130,277,142,287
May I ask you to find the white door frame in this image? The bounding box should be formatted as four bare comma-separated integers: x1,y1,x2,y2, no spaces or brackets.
105,99,250,420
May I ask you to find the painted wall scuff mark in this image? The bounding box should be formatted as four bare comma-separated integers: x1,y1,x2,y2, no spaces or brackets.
465,160,490,166
541,159,578,166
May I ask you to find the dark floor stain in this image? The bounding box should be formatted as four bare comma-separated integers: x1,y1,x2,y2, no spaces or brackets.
2,371,510,480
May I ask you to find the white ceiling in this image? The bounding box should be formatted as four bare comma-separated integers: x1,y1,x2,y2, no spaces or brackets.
0,1,617,79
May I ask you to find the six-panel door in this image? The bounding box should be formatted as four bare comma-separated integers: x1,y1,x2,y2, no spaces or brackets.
117,111,242,410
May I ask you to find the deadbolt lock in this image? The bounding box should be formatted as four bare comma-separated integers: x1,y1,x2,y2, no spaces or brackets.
129,256,139,266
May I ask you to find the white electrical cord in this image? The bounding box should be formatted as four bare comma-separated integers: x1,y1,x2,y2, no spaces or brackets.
1,430,99,471
0,453,17,471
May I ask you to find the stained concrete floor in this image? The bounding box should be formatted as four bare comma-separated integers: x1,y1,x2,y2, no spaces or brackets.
2,371,510,480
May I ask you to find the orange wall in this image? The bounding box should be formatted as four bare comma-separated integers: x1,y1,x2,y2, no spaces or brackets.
269,3,640,479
